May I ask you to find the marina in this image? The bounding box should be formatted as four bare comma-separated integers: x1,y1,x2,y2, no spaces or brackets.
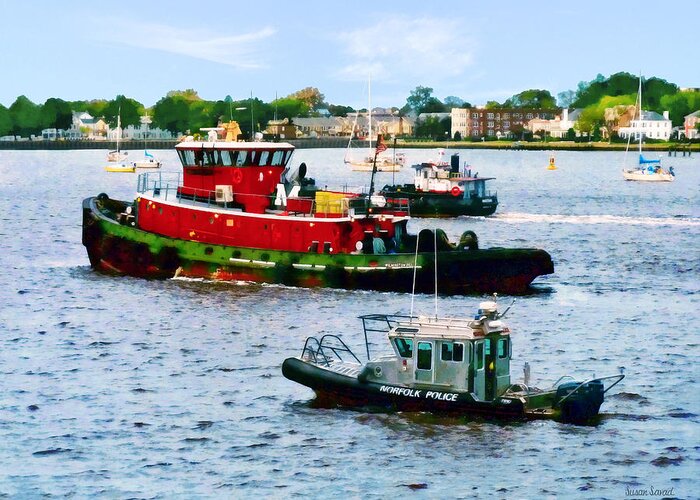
0,147,697,496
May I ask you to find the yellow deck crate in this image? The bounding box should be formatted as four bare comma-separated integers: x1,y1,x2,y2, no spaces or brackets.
315,191,349,215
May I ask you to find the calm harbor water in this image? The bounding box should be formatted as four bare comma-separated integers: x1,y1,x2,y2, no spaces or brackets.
0,148,698,498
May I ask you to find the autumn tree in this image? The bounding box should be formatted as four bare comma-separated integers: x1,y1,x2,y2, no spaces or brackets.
287,87,324,110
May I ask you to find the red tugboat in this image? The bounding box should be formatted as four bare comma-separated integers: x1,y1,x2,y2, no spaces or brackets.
82,121,553,294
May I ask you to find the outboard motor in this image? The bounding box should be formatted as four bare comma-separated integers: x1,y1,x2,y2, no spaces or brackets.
450,153,460,174
669,166,675,176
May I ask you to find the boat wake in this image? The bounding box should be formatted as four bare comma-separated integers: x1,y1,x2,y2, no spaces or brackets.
494,212,700,227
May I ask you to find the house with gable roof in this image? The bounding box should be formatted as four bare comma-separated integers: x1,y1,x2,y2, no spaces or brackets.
618,110,672,140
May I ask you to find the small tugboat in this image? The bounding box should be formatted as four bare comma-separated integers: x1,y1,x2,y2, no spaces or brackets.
379,150,498,217
283,298,625,424
82,120,553,294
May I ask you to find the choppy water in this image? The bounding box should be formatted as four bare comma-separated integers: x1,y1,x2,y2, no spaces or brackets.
0,148,698,498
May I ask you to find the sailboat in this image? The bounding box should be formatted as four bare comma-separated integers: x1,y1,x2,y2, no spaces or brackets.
622,77,675,182
131,116,162,169
105,111,135,172
106,111,128,163
344,77,404,172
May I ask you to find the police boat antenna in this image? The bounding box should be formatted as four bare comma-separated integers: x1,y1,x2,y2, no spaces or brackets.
434,227,439,319
409,230,420,321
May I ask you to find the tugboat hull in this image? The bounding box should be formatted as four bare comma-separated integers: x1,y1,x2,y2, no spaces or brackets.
82,196,553,294
382,186,498,217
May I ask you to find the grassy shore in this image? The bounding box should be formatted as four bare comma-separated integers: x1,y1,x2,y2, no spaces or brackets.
395,139,700,152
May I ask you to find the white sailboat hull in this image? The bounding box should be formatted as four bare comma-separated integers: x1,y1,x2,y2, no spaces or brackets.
133,159,162,169
622,169,674,182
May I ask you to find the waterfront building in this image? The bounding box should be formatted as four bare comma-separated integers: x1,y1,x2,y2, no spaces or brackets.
683,110,700,139
451,107,557,139
527,109,582,138
618,110,672,140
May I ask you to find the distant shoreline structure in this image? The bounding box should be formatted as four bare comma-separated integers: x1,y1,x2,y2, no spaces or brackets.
0,138,696,152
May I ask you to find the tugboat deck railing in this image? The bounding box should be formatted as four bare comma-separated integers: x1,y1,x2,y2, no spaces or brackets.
137,171,410,218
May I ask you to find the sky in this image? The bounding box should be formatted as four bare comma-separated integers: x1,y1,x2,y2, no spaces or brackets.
1,0,698,110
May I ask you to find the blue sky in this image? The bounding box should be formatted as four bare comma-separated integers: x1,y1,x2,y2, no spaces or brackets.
1,0,698,109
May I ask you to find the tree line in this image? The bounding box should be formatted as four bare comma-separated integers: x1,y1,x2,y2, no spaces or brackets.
1,72,697,140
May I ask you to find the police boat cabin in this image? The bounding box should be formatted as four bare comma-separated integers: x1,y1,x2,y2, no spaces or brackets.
282,299,624,424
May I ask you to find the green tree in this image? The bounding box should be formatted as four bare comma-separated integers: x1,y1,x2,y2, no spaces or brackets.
574,105,601,139
104,95,144,128
71,99,109,119
485,100,503,109
660,90,700,126
40,98,72,130
153,95,191,134
271,97,310,120
406,86,436,114
414,115,450,140
444,96,470,108
505,89,558,109
422,97,447,113
557,90,575,108
327,104,355,117
0,104,12,136
9,95,41,136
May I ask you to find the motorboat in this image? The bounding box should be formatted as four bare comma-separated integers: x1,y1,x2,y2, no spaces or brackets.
283,297,625,424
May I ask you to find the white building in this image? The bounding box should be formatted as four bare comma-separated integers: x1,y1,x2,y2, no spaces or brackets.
618,110,672,140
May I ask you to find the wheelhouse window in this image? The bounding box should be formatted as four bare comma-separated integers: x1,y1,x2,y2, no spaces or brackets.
441,342,464,362
178,150,196,166
235,151,248,166
259,151,270,166
417,342,432,370
271,150,285,166
498,338,510,359
394,338,413,358
476,342,484,370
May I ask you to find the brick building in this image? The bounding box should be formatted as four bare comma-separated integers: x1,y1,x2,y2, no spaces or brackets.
451,107,557,139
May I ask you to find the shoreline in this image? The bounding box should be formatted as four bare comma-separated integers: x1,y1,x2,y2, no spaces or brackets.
0,138,696,152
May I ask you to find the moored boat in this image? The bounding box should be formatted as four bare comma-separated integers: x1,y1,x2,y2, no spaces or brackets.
380,150,498,217
622,76,675,182
82,121,554,294
282,298,625,424
104,162,135,173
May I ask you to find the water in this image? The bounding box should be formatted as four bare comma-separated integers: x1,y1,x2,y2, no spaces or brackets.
0,148,698,498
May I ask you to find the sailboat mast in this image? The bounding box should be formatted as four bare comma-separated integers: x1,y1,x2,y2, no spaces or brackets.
368,74,372,152
638,76,643,155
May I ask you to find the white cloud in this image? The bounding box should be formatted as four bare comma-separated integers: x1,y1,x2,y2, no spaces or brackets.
334,16,474,83
99,21,276,69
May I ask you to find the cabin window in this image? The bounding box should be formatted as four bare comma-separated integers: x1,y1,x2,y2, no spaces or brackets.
417,342,432,370
178,150,196,166
441,342,464,362
259,151,270,166
249,151,259,165
498,338,509,359
220,150,234,166
271,150,285,166
235,151,248,166
204,150,217,165
394,338,413,358
283,150,293,165
476,342,484,370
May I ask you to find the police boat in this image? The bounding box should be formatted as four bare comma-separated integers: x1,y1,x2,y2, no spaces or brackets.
282,298,624,424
